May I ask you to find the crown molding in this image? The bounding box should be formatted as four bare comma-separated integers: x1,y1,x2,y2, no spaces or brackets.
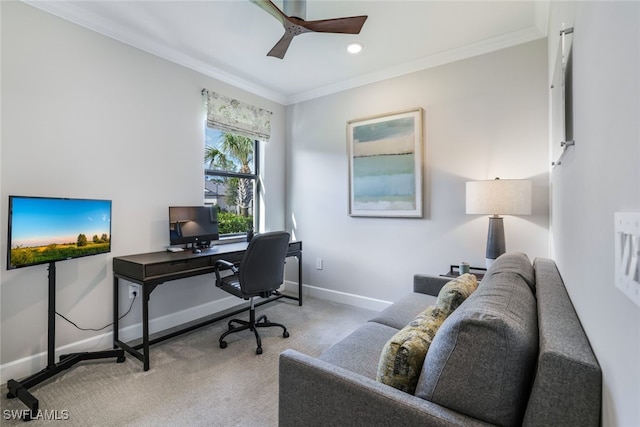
22,1,288,105
285,26,546,105
23,1,546,107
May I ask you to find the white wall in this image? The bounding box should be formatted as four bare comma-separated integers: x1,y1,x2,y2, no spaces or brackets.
286,39,549,306
0,2,286,381
548,2,640,426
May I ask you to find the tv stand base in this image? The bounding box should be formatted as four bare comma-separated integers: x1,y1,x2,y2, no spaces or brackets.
7,349,125,421
6,262,126,421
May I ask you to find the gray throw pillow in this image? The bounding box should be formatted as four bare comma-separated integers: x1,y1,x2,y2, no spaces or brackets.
415,272,538,427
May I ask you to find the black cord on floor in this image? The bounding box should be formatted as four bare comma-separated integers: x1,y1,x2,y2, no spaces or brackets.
56,293,137,332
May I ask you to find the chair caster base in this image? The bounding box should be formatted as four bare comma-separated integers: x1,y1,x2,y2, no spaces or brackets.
256,347,263,355
283,331,290,338
220,341,227,349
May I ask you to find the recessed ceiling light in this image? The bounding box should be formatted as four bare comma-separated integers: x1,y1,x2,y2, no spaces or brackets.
346,42,363,54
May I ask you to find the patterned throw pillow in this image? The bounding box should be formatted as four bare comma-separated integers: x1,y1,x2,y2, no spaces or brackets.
376,274,478,394
436,273,480,313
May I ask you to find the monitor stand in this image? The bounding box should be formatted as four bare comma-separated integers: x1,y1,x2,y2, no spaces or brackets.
192,241,211,253
6,262,125,421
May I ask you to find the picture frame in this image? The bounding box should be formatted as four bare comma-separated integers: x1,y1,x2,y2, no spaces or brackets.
347,107,423,217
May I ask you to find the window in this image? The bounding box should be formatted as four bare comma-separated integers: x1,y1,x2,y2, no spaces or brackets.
202,89,271,238
204,128,258,237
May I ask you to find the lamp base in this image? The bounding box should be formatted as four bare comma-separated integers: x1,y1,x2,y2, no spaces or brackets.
485,216,506,268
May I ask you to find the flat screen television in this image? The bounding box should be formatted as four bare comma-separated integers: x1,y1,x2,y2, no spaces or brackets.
7,196,112,270
169,206,219,249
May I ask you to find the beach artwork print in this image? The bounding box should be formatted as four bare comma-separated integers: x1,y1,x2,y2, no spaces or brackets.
347,108,423,217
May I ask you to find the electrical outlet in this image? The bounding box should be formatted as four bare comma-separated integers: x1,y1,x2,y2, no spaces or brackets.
129,284,139,299
316,258,323,270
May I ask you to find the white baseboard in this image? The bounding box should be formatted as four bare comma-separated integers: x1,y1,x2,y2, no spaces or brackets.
0,296,242,384
282,280,392,312
117,295,242,342
1,284,389,383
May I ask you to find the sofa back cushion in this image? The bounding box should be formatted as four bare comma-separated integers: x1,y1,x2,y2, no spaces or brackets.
415,254,538,427
484,252,536,293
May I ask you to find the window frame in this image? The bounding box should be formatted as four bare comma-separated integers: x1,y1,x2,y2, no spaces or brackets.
204,129,260,239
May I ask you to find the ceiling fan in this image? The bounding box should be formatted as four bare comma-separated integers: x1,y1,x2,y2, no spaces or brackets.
250,0,368,59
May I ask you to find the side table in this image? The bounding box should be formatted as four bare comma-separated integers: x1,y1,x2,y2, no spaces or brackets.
441,264,487,280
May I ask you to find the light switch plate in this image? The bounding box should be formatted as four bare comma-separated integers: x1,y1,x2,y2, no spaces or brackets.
615,212,640,308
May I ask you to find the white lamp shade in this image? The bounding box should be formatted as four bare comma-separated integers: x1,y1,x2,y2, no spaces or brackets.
466,179,532,215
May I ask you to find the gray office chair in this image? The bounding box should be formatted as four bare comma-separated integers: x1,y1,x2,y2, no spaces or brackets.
214,231,291,354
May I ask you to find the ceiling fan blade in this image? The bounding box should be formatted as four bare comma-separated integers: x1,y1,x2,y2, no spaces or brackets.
250,0,287,25
302,15,368,34
267,32,296,59
250,0,368,59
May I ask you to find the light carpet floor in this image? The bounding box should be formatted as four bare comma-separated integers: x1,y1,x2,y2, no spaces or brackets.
1,297,377,426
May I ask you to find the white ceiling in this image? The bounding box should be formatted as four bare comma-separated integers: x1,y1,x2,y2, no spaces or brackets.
25,0,549,105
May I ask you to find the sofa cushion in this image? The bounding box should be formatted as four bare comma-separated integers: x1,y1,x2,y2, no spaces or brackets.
376,274,479,394
369,292,437,330
318,322,399,380
485,252,536,293
415,270,538,427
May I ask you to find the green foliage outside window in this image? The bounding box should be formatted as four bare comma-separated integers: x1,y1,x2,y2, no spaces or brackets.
218,211,253,235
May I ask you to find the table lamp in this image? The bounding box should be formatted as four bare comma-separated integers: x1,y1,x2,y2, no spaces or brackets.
466,178,532,267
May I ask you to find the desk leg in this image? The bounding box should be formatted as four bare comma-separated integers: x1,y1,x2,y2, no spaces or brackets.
142,285,150,371
298,253,303,306
113,277,119,346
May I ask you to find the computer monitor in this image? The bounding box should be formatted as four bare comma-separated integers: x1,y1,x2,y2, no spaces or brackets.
169,206,219,250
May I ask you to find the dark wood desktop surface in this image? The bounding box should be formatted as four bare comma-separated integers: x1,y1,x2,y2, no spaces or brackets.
113,240,302,284
113,241,249,283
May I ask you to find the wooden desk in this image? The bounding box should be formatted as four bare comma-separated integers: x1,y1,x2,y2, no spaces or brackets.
112,241,302,370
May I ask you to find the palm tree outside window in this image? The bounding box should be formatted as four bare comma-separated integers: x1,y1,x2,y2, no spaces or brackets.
204,128,258,236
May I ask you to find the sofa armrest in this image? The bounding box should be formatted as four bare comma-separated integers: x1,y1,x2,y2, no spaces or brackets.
413,274,451,296
279,349,492,427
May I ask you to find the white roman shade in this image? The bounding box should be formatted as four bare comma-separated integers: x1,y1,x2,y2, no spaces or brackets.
203,89,272,141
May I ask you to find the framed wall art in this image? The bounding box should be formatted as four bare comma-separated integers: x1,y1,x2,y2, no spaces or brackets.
347,108,423,217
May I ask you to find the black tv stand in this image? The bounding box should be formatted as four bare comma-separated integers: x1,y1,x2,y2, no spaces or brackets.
6,262,125,421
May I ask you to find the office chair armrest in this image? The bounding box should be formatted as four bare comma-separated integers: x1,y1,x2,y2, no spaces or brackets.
214,259,238,284
214,259,237,271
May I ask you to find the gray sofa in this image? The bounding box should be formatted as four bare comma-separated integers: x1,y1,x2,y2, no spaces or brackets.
279,253,602,427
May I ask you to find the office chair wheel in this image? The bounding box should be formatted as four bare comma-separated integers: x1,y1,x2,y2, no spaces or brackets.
256,347,263,355
283,331,290,338
220,341,228,349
